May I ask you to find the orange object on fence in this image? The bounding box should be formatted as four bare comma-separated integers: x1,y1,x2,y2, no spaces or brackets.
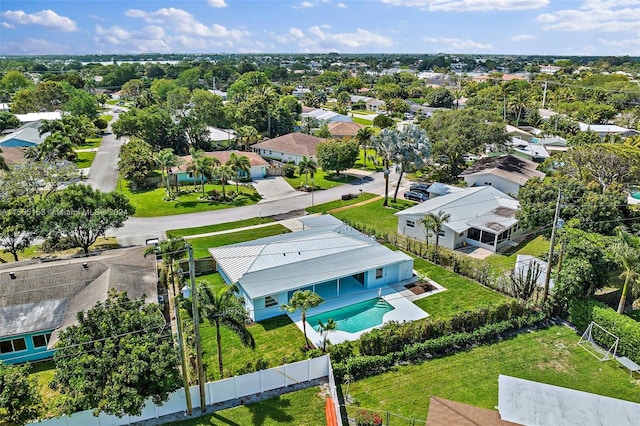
325,397,338,426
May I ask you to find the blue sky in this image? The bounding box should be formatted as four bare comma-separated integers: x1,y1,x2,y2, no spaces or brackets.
1,0,639,56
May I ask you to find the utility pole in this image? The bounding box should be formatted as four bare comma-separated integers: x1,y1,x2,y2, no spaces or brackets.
175,302,192,416
543,188,561,302
188,244,207,413
542,80,548,109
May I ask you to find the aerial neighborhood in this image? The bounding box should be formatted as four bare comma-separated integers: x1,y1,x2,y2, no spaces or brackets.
2,3,640,425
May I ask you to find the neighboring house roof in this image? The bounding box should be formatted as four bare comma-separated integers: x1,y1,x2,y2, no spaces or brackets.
0,120,47,147
509,138,550,161
301,108,352,123
210,220,412,300
459,154,546,186
426,397,518,425
498,375,640,426
0,247,157,347
15,112,62,123
578,122,639,136
327,121,364,137
207,127,236,142
253,132,325,158
0,146,26,166
538,108,559,120
427,182,467,197
395,186,519,234
506,125,534,142
172,150,267,173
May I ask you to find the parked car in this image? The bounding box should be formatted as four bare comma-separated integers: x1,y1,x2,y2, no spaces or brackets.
409,183,431,194
404,190,428,202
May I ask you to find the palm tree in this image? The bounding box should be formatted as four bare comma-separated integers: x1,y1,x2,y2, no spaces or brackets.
390,126,431,203
356,127,374,167
143,238,187,296
37,133,77,161
297,156,317,188
216,164,235,200
281,290,324,349
317,318,337,352
226,152,251,193
370,128,398,206
424,210,451,249
0,148,8,171
610,227,640,314
187,148,218,197
418,214,436,251
197,284,255,379
155,148,180,196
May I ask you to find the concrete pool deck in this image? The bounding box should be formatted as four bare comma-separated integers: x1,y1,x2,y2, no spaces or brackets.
286,279,430,347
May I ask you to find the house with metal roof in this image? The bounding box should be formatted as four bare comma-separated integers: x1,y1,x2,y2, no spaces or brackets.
0,120,48,148
301,107,352,124
252,132,325,165
458,154,546,197
395,186,520,253
0,247,157,364
209,217,414,321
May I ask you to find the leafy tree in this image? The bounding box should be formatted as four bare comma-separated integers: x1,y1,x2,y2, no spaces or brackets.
279,95,302,116
0,361,41,424
118,137,156,187
34,132,77,161
297,156,317,188
121,79,145,98
385,98,409,115
51,291,182,417
0,198,39,261
610,227,640,314
424,210,450,248
0,70,31,93
64,88,100,119
281,290,324,349
426,87,454,108
94,117,108,133
191,88,227,127
112,106,186,154
0,160,78,202
315,123,331,138
195,285,255,379
0,147,7,171
0,111,20,132
226,152,251,192
39,184,135,254
150,78,178,103
11,81,70,113
316,139,359,176
372,114,395,129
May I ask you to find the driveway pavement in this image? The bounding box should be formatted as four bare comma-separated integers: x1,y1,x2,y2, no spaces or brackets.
252,176,302,203
85,106,125,192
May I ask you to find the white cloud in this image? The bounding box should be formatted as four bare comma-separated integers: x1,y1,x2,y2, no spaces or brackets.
337,2,348,7
1,21,16,29
207,0,228,7
379,0,548,11
270,26,393,51
124,8,249,40
1,9,78,32
294,1,315,8
537,5,640,31
289,27,305,39
423,36,492,50
511,34,535,41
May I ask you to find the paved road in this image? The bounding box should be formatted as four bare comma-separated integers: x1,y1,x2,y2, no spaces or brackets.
112,170,406,246
85,107,125,192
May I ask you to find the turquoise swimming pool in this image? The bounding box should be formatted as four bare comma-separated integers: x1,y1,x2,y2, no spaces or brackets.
632,192,640,200
307,297,394,334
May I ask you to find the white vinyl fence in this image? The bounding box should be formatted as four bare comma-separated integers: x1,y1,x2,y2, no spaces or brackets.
32,355,341,426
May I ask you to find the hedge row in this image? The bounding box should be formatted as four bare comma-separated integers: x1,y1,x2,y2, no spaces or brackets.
568,298,640,364
342,300,529,358
333,311,548,381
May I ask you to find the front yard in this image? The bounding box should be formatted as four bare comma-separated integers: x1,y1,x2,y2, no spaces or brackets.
283,168,357,190
187,225,290,258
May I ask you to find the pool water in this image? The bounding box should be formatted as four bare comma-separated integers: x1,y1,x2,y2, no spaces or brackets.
632,192,640,200
307,297,394,334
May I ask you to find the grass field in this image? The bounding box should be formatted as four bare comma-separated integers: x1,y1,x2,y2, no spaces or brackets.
283,169,357,190
167,386,326,425
353,148,384,171
306,192,378,214
332,197,415,235
74,150,96,168
187,225,290,258
81,137,102,149
343,325,640,423
351,116,374,125
99,114,112,122
167,217,275,238
120,180,262,217
485,235,549,274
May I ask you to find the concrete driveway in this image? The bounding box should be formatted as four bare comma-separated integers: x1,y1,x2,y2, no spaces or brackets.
252,177,303,203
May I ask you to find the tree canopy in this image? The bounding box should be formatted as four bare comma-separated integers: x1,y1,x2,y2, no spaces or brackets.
316,139,359,175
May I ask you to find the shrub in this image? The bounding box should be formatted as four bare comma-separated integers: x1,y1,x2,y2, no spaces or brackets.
354,409,383,426
283,163,296,178
42,236,78,253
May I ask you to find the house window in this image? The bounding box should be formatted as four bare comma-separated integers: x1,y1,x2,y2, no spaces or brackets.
0,338,27,354
406,220,415,228
188,171,194,179
32,333,52,348
264,295,278,308
438,230,445,238
375,268,383,279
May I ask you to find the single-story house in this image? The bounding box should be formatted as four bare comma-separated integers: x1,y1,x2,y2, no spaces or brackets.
506,124,535,142
459,154,546,197
578,122,640,138
171,150,268,182
327,121,364,138
426,182,467,199
395,186,520,253
0,120,48,148
0,247,157,364
252,132,325,165
508,137,550,163
301,108,352,124
209,216,414,321
538,136,568,153
207,127,237,143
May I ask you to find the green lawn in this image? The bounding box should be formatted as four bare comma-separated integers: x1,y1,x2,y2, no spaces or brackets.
74,150,96,168
353,149,384,171
167,217,275,238
352,116,374,125
188,225,290,258
167,386,326,425
332,198,414,236
120,180,262,218
0,244,42,263
81,137,102,149
343,325,640,422
485,235,549,274
411,255,508,318
306,192,378,214
283,169,357,190
99,114,113,122
28,360,63,419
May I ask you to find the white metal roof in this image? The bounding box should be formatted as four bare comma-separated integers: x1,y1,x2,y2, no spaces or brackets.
15,112,62,123
396,186,519,234
498,375,640,426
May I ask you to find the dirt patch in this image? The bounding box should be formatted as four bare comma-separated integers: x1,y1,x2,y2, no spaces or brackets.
405,280,437,295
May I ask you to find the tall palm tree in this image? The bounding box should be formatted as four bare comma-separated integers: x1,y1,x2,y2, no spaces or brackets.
37,133,77,161
297,156,317,188
418,214,436,251
143,238,187,295
391,126,431,203
187,148,218,197
356,127,374,167
370,128,398,206
281,290,324,349
610,227,640,314
317,318,337,352
198,284,255,379
424,210,451,249
226,152,251,192
155,148,180,196
216,164,235,200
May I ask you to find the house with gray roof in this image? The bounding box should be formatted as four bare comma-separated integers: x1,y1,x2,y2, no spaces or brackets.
0,120,48,148
459,154,546,197
252,132,325,165
0,247,157,364
395,186,520,252
209,217,414,321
